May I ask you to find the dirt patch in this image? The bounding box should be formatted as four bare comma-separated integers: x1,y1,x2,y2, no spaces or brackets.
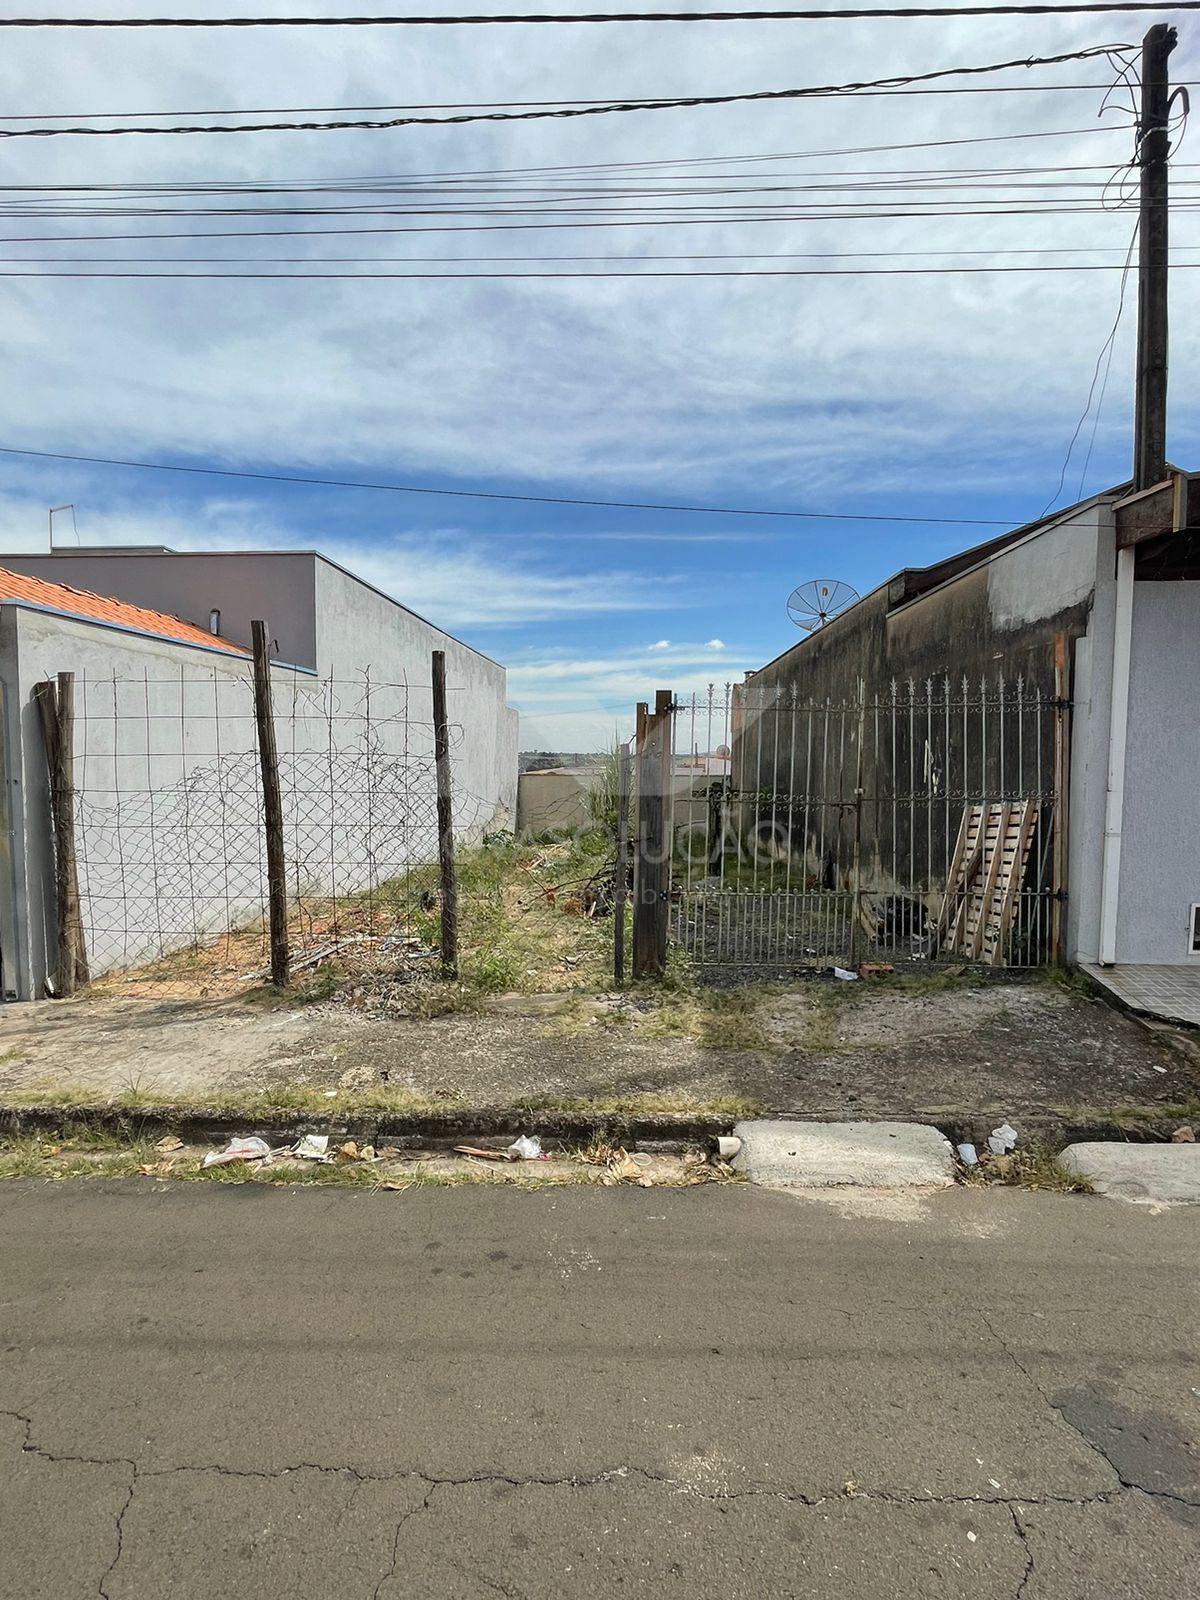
0,977,1194,1132
740,981,1195,1121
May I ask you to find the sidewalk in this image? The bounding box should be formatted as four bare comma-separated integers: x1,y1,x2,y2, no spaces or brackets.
0,976,1194,1138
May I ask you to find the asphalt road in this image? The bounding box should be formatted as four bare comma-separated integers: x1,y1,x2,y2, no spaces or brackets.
1,1180,1198,1599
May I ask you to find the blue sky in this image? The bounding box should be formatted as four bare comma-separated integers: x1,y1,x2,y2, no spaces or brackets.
0,4,1197,748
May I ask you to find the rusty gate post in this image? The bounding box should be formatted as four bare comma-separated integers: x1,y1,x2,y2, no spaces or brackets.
1051,633,1071,964
848,679,866,971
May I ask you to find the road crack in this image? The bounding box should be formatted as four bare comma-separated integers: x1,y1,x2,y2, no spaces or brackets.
1010,1506,1034,1600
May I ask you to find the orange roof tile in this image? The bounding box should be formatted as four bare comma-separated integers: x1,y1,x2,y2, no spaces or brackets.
0,566,248,656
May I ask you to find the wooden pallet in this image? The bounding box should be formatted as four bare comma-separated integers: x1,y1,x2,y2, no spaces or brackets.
934,800,1039,967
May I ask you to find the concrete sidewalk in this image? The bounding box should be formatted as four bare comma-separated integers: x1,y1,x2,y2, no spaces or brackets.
0,978,1193,1132
1,1182,1197,1598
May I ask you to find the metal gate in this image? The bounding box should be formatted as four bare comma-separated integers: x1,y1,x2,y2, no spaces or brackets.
643,667,1067,974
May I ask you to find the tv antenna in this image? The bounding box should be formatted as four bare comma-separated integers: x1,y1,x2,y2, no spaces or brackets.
49,504,79,549
787,578,860,632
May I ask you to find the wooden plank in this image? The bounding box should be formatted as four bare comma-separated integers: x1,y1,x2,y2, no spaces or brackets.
935,806,973,941
941,806,986,956
969,803,1009,961
432,648,459,978
989,800,1039,967
251,620,290,988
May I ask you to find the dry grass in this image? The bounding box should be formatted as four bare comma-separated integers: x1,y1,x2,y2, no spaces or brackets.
0,1130,742,1192
86,833,619,1010
961,1145,1094,1193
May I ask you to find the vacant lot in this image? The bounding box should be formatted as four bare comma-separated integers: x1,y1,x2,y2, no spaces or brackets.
0,972,1194,1132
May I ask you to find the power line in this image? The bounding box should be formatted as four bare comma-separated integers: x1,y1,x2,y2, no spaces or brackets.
8,246,1188,262
0,125,1145,196
0,90,1158,123
4,199,1192,243
5,262,1199,277
1041,218,1140,514
0,45,1135,137
3,159,1171,200
0,4,1197,24
0,443,1020,526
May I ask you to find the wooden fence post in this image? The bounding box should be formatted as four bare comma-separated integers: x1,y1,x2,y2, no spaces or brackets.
33,673,88,995
613,742,632,984
251,621,289,987
432,649,459,977
632,689,672,979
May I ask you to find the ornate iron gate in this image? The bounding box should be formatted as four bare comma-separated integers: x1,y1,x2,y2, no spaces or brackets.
654,670,1066,974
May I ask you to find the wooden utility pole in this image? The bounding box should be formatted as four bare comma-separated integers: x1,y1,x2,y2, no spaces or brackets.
251,620,290,987
1133,22,1177,491
431,649,459,977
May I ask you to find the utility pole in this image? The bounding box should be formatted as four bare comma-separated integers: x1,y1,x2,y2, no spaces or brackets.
1099,24,1177,966
1133,22,1176,491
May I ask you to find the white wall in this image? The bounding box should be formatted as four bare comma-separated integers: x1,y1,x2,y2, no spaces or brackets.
11,608,265,995
4,587,519,995
314,558,518,836
1117,581,1200,963
1062,500,1200,965
1065,514,1117,966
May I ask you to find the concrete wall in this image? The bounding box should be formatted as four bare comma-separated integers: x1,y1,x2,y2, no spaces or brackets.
8,607,264,996
0,558,520,993
1059,510,1200,965
4,550,519,838
3,550,319,669
1116,580,1200,963
517,769,594,835
313,559,518,835
752,504,1103,714
735,504,1108,925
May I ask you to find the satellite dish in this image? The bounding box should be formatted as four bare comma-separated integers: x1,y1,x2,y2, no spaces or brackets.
787,578,860,632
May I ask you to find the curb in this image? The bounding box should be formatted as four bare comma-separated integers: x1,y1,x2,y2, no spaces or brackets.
0,1101,735,1152
0,1102,1187,1155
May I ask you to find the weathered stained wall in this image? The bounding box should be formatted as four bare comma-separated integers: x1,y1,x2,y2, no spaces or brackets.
734,501,1111,939
754,502,1104,707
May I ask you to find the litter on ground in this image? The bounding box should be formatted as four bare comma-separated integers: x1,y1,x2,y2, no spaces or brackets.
293,1134,331,1162
202,1136,272,1169
987,1122,1019,1155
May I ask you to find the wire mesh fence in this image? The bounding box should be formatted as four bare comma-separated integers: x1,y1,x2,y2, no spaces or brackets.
70,664,491,987
662,671,1065,973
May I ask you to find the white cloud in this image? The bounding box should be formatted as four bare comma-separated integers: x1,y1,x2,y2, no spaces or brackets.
0,486,690,629
648,639,671,650
706,638,726,650
507,642,754,748
0,19,1193,504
